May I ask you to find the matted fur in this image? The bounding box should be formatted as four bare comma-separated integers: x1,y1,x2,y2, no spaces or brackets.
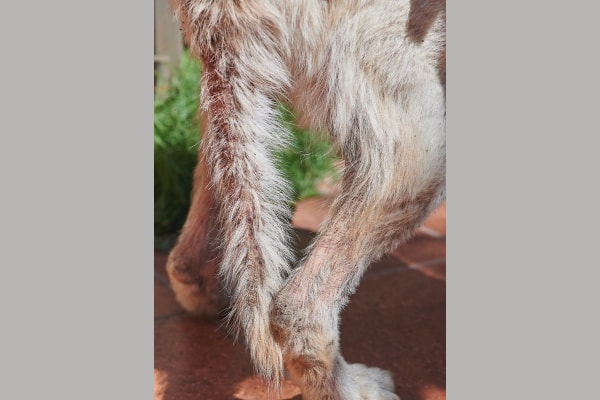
166,0,445,398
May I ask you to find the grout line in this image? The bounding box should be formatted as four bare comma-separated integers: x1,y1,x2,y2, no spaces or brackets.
416,226,445,239
364,265,411,279
154,311,186,323
393,251,445,267
407,257,446,269
365,257,446,279
154,272,172,289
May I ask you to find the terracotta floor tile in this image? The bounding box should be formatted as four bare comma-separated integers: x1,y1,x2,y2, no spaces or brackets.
392,235,446,266
344,266,446,400
155,314,254,400
292,198,445,239
155,279,183,318
155,195,445,399
234,376,301,400
415,262,446,282
291,196,333,232
155,251,169,280
417,202,446,238
365,253,412,276
154,250,445,400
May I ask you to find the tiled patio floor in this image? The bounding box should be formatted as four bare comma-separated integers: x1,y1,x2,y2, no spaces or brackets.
155,199,446,400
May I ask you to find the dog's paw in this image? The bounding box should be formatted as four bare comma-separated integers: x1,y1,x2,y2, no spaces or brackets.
298,360,400,400
340,363,399,400
166,255,226,317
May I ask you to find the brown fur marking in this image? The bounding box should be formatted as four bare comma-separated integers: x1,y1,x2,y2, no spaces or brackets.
407,0,446,86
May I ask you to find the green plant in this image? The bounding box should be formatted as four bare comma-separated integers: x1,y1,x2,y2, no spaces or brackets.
154,53,336,239
154,53,201,238
275,105,337,200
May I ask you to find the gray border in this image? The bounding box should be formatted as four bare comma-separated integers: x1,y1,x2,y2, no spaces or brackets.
1,1,153,399
3,0,599,399
450,1,599,399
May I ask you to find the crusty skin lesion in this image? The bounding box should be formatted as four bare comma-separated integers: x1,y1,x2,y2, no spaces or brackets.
166,0,445,398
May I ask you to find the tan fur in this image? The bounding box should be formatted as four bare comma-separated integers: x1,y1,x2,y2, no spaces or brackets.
166,116,226,316
166,0,445,398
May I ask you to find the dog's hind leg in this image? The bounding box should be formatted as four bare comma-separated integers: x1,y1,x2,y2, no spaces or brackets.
166,113,226,317
271,35,446,397
271,137,445,400
271,177,444,399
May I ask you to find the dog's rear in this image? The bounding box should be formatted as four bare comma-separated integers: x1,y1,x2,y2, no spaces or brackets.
167,1,445,398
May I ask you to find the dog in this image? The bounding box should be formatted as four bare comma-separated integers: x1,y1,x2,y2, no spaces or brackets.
166,0,445,398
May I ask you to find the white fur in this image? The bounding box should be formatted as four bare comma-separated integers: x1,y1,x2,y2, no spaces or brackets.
168,0,445,398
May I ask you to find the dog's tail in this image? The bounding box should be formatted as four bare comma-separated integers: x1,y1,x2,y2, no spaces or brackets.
203,74,294,387
172,0,294,388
